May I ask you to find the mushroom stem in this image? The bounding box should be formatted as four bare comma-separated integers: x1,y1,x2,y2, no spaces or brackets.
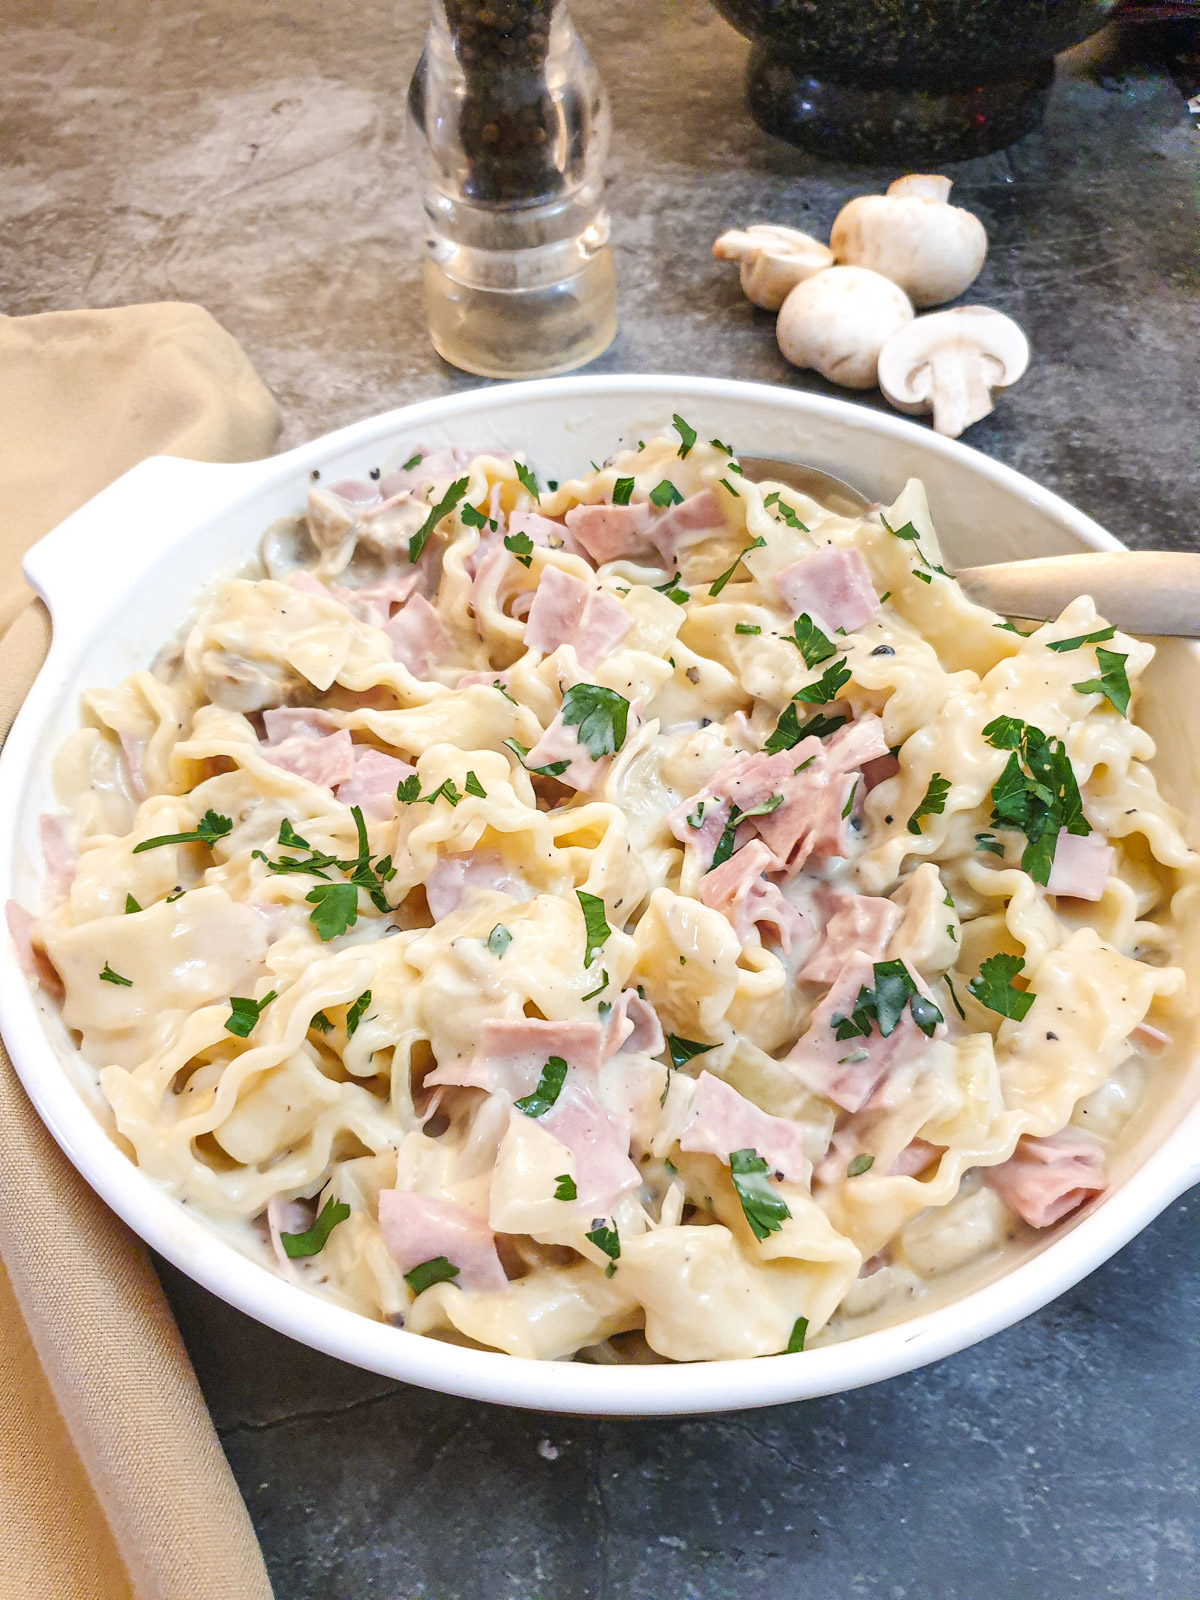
926,349,1000,437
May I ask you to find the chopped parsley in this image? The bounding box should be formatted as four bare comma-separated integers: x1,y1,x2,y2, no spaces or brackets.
124,893,141,914
581,970,609,1002
846,1153,875,1178
464,771,487,799
586,1222,620,1267
654,571,690,605
99,962,132,987
734,623,761,636
648,479,683,508
982,716,1089,885
486,924,512,959
560,683,631,760
1046,625,1116,653
794,658,851,705
514,462,540,501
832,959,943,1042
729,1148,792,1241
396,774,421,803
672,414,697,457
762,492,808,532
944,975,966,1021
401,452,423,472
968,952,1034,1020
278,819,310,851
975,831,1005,858
789,613,837,669
666,1035,717,1071
409,476,469,563
763,703,848,755
310,1010,334,1033
709,536,766,597
461,504,496,531
841,779,859,820
719,477,741,497
554,1173,577,1202
344,989,372,1039
709,793,783,870
504,531,535,567
1073,647,1131,716
611,476,635,506
881,514,948,579
576,889,612,966
225,990,277,1038
132,808,233,854
686,801,706,829
907,773,950,836
305,882,360,941
502,737,571,779
515,1055,569,1118
786,1316,808,1354
403,1255,460,1293
281,1197,351,1259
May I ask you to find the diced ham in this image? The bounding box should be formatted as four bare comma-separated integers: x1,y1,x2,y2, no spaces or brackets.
784,951,940,1112
698,839,811,952
540,1085,642,1211
602,990,665,1060
984,1128,1106,1228
679,1071,811,1185
889,1137,941,1178
424,850,528,921
386,594,452,678
507,509,589,560
565,489,724,568
263,707,341,743
523,565,632,670
377,1189,508,1292
325,478,378,504
41,815,77,900
522,714,599,793
377,446,482,501
425,1017,605,1099
651,488,725,566
799,891,902,985
119,732,147,802
862,751,901,791
263,725,356,788
335,747,415,820
6,901,40,981
1047,830,1114,902
774,546,880,633
336,574,421,630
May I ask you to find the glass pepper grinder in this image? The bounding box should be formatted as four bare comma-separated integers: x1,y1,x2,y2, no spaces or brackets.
409,0,617,380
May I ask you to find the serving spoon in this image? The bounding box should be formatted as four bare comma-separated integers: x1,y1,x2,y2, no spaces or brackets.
739,455,1200,637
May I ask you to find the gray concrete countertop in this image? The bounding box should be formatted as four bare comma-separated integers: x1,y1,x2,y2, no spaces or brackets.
3,3,1198,1596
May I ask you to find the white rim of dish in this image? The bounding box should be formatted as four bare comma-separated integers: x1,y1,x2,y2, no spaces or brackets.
1,375,1196,1416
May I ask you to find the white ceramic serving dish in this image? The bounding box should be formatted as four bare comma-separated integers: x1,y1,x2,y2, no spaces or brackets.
2,376,1197,1416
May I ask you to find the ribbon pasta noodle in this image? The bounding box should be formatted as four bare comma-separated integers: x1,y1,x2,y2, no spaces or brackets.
19,425,1198,1363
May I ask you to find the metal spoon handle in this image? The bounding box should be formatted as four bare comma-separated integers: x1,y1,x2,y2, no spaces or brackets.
954,551,1200,637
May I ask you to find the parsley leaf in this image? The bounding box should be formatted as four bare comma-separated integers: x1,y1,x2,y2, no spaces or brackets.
1073,647,1131,716
666,1035,716,1071
794,658,851,705
560,683,630,761
464,771,487,799
514,462,540,501
310,1010,334,1033
611,477,635,506
133,808,233,854
655,570,690,605
847,1153,875,1177
396,774,421,803
729,1148,792,1241
763,703,848,755
672,414,697,457
735,623,761,636
99,962,132,987
831,959,943,1042
762,492,808,531
502,737,571,779
1046,626,1116,653
586,1222,620,1264
514,1056,569,1118
576,890,612,966
649,479,683,508
402,452,423,472
709,793,783,870
403,1255,460,1293
409,476,469,563
554,1173,577,1202
719,477,741,497
790,613,837,668
504,531,535,568
709,536,766,597
841,779,859,820
486,924,512,958
968,952,1034,1020
344,989,372,1039
278,818,310,851
225,990,277,1038
786,1316,808,1354
982,716,1090,885
305,881,359,941
281,1197,351,1259
124,893,141,914
461,503,493,530
944,975,966,1021
907,773,950,836
581,970,609,1002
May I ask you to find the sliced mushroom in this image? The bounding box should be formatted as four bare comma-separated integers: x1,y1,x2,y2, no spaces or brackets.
877,307,1030,438
830,176,988,308
713,224,835,312
776,266,914,389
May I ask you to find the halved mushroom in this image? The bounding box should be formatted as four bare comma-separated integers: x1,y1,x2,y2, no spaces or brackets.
713,224,835,311
831,176,988,308
777,266,914,389
877,307,1030,437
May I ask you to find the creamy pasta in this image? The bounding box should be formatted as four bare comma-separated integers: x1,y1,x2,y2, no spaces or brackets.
18,422,1199,1363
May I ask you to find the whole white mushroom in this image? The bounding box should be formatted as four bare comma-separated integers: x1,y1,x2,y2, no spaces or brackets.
877,306,1030,437
776,266,914,389
831,175,988,308
712,224,835,311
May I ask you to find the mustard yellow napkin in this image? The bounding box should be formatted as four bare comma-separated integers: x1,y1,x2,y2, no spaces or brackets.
0,302,279,1600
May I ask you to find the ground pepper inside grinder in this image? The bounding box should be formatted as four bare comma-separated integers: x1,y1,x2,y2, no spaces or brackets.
410,0,617,378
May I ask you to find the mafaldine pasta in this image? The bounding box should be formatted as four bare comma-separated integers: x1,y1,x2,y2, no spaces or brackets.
18,423,1199,1362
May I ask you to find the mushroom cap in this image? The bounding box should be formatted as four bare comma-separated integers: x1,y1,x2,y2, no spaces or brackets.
830,182,988,309
777,266,914,390
877,306,1030,437
713,224,835,311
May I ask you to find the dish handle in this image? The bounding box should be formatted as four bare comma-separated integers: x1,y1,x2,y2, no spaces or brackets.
22,454,280,635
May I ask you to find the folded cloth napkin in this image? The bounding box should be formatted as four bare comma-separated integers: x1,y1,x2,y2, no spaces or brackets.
0,303,279,1600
